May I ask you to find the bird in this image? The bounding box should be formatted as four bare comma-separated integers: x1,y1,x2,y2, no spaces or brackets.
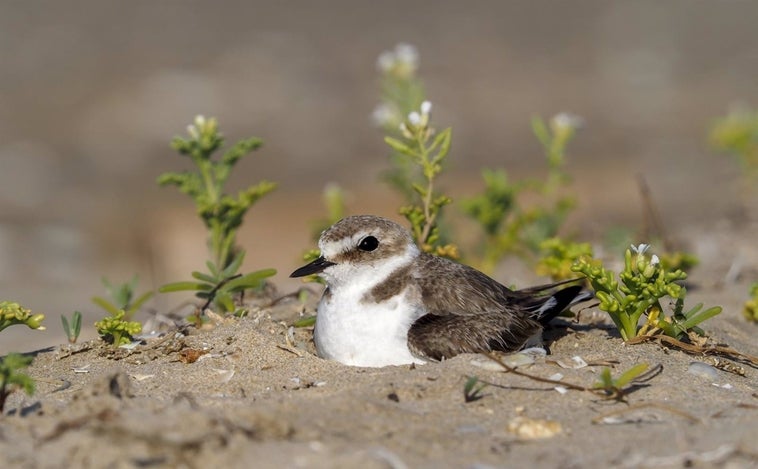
290,215,589,367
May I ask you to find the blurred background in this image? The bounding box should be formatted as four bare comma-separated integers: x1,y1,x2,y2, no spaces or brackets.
1,1,757,352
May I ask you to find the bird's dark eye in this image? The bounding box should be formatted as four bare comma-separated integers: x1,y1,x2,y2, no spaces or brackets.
358,235,379,252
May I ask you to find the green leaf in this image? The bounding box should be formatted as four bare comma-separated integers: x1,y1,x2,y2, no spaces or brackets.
223,269,277,292
614,363,649,388
206,260,219,277
159,281,214,293
463,376,487,403
411,183,426,196
384,137,414,156
61,315,70,336
128,291,154,315
221,137,263,166
0,353,35,396
432,128,452,160
216,293,236,312
72,311,82,337
221,251,246,278
191,271,217,283
682,305,722,329
91,297,121,317
656,319,677,337
531,117,551,148
597,367,613,388
293,315,316,328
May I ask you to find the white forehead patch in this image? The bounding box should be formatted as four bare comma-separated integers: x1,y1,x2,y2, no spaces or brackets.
319,231,367,259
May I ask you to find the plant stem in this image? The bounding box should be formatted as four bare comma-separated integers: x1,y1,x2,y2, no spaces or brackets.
415,133,436,245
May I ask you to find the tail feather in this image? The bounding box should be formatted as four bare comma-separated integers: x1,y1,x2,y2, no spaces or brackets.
514,280,592,325
536,285,591,325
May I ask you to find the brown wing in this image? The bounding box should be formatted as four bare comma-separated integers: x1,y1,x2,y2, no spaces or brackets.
411,254,518,315
407,254,585,360
408,310,542,360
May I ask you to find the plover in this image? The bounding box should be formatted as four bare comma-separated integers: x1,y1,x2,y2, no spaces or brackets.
291,215,589,367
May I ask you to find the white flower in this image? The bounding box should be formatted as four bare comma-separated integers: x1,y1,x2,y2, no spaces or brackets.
371,103,396,127
650,254,660,266
630,244,650,255
376,51,395,72
376,43,419,73
551,112,584,131
394,43,418,67
187,115,208,138
408,111,422,126
420,100,432,115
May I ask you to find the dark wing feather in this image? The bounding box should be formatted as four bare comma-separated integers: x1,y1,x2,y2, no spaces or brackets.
411,254,516,315
407,254,587,360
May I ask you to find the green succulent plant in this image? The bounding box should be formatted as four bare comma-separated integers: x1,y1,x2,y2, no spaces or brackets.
572,244,721,341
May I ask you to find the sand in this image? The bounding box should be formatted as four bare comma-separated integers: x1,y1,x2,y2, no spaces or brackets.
1,221,757,469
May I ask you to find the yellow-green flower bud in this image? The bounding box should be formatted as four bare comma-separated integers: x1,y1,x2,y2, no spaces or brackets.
26,314,45,330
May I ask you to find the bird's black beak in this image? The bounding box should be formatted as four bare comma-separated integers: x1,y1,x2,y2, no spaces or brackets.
290,256,336,278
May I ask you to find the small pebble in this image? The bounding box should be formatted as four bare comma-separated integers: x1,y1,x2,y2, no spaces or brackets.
712,383,733,390
507,416,562,439
556,356,588,369
520,347,547,358
213,368,235,384
72,364,91,373
130,374,154,381
688,362,720,381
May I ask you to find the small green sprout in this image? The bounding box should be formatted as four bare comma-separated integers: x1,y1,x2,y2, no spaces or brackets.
92,276,153,322
94,310,142,347
92,277,151,347
463,376,488,403
572,244,721,341
0,302,45,333
61,311,83,344
655,298,723,339
742,282,758,323
535,237,595,282
160,251,275,316
157,116,278,314
464,113,580,273
292,315,317,328
95,309,142,347
593,363,649,400
0,353,35,413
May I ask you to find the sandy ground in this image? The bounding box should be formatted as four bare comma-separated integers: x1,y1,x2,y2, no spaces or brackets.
1,220,758,469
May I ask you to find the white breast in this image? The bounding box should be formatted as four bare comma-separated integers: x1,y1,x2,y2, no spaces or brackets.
313,248,427,367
